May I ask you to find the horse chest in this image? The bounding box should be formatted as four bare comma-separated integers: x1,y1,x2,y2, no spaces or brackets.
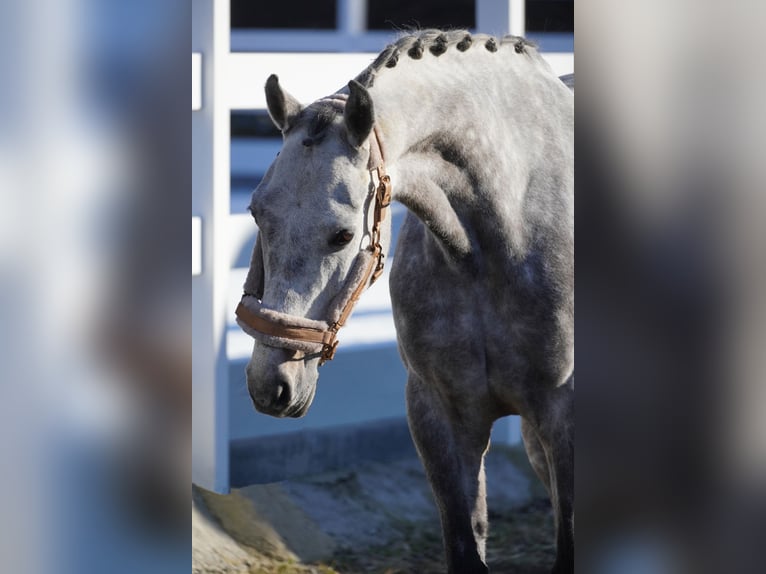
390,221,570,395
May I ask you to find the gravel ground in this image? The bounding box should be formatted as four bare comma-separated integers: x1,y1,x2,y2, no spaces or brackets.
193,445,555,574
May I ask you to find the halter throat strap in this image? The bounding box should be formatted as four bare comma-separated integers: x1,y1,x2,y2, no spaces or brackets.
235,125,392,365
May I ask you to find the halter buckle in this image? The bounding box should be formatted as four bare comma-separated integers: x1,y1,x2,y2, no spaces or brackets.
319,339,339,365
371,253,385,284
377,175,392,208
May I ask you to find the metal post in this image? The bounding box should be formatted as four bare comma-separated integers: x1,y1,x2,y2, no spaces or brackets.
476,0,526,38
192,0,230,493
337,0,367,37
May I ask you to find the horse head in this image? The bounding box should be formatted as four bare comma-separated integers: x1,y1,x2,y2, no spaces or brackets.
237,75,391,417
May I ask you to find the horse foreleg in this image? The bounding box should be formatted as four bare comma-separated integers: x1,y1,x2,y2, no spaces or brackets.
406,373,492,574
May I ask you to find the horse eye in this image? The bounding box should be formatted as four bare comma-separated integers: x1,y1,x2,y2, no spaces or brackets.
331,229,354,247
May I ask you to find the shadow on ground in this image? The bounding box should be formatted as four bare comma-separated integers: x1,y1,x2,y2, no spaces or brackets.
193,445,555,573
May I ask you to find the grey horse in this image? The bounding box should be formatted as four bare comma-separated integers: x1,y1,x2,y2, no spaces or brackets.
236,30,573,574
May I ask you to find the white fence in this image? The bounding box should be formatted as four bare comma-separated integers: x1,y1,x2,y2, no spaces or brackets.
193,0,573,493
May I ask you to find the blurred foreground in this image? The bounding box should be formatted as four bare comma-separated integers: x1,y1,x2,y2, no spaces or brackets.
576,1,766,572
0,1,188,573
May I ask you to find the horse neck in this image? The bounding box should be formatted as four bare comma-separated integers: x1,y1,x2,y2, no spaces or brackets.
367,48,573,260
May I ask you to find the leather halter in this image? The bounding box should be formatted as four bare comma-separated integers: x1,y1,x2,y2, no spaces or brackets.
235,126,392,365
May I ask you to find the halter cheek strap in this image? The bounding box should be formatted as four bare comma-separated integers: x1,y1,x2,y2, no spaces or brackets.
235,125,392,365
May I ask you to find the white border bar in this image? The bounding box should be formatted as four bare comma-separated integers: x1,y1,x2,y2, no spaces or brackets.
192,53,202,111
192,216,201,275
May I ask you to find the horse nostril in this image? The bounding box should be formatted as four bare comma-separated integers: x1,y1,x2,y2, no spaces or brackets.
248,378,292,415
273,380,291,409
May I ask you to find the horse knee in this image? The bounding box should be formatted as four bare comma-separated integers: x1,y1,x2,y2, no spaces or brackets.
472,513,488,542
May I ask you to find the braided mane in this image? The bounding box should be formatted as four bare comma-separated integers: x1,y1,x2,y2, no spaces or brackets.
297,29,542,147
354,29,538,88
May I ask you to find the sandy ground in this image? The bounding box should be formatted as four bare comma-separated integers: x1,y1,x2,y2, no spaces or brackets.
193,445,555,574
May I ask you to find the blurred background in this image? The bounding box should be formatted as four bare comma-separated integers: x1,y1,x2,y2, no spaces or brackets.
0,1,188,573
576,1,766,572
0,0,764,573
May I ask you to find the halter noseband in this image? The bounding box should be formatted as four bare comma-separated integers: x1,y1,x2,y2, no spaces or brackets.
235,125,392,365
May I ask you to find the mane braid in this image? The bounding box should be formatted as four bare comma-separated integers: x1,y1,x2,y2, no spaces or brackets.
352,29,541,90
386,49,399,68
456,34,472,51
370,45,396,71
429,33,448,56
408,39,424,59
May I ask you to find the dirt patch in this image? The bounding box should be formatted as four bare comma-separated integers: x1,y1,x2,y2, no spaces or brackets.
193,445,555,573
326,499,555,574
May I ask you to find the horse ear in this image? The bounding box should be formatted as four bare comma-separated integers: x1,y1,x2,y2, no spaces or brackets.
344,80,375,147
265,74,302,133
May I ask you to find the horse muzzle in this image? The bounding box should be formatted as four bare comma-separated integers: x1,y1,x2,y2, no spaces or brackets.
245,347,317,418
